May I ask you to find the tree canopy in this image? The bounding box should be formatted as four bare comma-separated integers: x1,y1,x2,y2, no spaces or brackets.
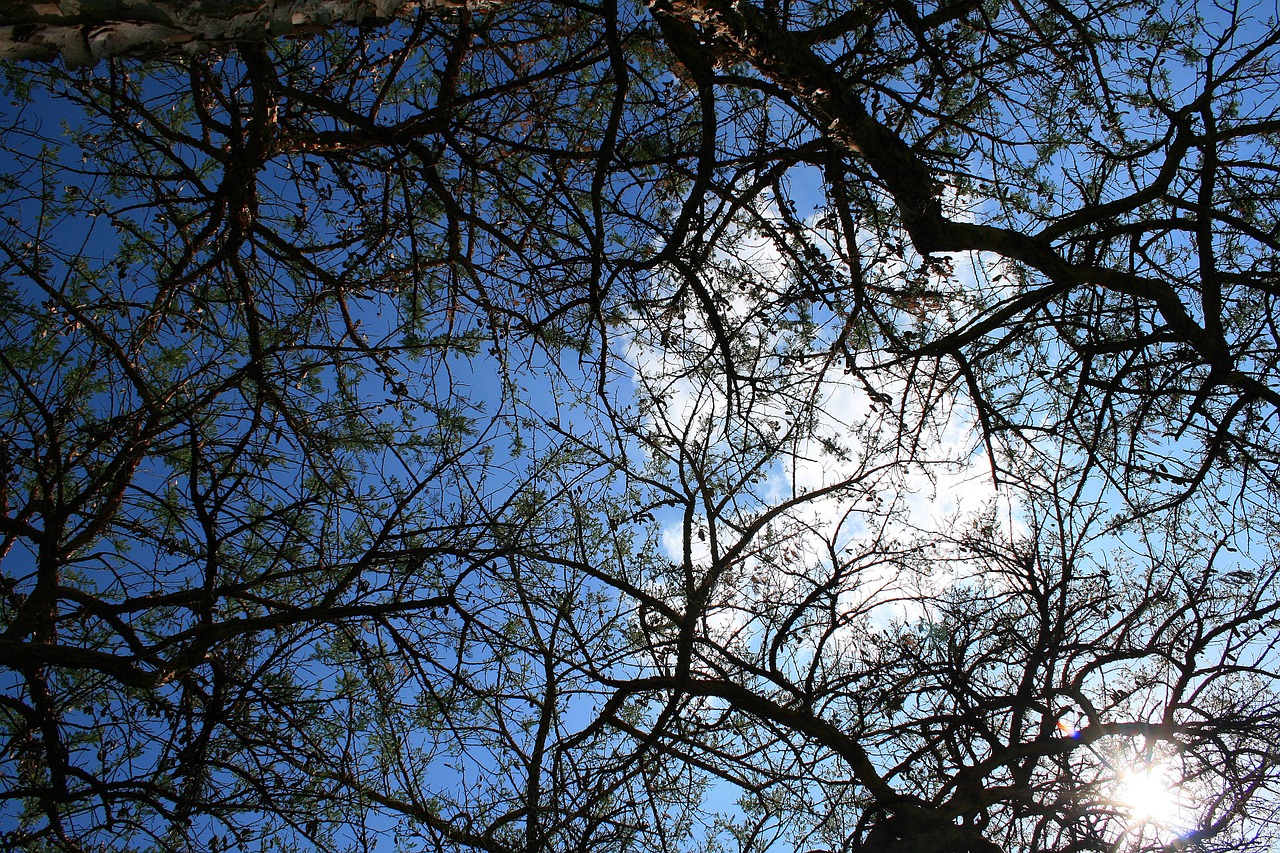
2,0,1280,851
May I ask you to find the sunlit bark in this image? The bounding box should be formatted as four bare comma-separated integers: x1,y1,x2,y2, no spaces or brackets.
0,0,468,64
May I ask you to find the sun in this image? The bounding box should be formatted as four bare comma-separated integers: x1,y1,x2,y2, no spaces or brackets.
1117,764,1180,825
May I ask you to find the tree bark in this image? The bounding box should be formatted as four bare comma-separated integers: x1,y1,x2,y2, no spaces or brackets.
0,0,463,65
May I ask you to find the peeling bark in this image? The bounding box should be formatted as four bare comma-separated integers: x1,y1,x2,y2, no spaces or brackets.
0,0,473,65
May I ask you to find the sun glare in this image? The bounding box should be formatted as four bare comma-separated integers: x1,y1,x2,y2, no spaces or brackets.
1117,765,1179,824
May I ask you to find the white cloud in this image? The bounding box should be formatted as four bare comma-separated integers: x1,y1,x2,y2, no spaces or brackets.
619,191,1026,648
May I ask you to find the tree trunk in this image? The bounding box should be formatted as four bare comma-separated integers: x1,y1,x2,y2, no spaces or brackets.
0,0,460,65
860,814,1002,853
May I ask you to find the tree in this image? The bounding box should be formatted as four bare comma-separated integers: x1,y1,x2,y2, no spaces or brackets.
2,0,1279,851
0,1,445,65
